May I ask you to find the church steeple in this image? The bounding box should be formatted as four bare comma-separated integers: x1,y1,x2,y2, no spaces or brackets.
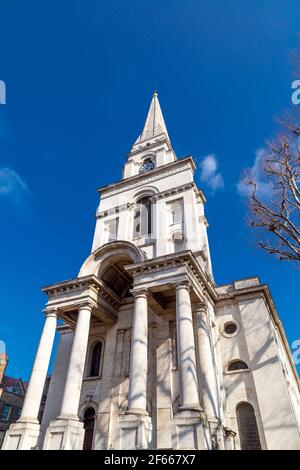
124,92,176,179
134,91,170,145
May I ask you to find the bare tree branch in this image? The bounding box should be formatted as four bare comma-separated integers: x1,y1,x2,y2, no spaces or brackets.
244,114,300,263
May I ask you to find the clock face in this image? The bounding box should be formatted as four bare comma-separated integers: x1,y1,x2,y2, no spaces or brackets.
139,158,155,174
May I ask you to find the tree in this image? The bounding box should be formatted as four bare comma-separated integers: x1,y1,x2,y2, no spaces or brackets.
245,114,300,262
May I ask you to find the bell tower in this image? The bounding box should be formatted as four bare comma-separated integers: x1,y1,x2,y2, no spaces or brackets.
92,92,213,276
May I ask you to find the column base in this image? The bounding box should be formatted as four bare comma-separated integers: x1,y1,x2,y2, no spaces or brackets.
2,420,40,450
117,413,152,450
178,404,204,414
125,408,149,416
208,418,225,450
171,414,206,450
43,418,84,450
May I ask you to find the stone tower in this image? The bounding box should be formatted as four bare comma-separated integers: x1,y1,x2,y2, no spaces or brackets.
3,93,300,450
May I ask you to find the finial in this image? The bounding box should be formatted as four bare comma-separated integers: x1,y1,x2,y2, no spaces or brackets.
153,90,158,97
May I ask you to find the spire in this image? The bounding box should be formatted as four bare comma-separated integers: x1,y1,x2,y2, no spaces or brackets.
134,91,170,144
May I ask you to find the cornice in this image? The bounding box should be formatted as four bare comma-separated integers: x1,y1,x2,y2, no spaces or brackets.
95,182,206,220
42,274,101,295
96,202,133,220
150,182,206,204
128,133,173,156
42,274,121,310
98,156,196,198
124,250,217,301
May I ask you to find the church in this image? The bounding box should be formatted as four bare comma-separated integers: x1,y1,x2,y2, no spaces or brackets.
3,93,300,450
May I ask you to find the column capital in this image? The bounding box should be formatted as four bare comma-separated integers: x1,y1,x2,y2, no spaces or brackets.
175,280,192,292
193,302,208,316
75,300,95,312
224,427,237,438
130,289,150,299
43,308,58,319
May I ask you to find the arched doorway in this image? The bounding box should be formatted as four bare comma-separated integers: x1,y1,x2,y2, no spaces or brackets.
83,407,96,450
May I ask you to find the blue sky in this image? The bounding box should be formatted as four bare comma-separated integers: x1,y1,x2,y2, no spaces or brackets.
0,0,299,379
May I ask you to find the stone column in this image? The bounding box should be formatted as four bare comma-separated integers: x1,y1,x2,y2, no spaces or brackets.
2,309,57,450
224,427,236,450
21,309,57,421
175,282,200,410
194,303,219,420
43,302,93,450
58,302,93,419
127,290,149,414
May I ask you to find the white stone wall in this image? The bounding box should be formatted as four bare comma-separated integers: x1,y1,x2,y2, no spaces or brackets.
215,286,300,450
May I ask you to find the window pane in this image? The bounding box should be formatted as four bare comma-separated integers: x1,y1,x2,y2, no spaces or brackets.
228,360,248,371
1,404,12,420
90,342,102,377
135,197,152,236
224,322,237,335
133,209,141,238
237,403,261,450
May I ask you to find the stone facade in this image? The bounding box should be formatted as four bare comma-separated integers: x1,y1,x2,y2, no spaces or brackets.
3,93,300,450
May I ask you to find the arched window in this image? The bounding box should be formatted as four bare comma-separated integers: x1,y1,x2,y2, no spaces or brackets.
89,341,102,377
236,403,261,450
133,196,152,237
228,360,249,371
83,407,96,450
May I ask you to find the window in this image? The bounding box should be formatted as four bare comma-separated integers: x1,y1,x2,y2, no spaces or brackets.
89,341,103,377
236,403,261,450
1,404,12,421
228,360,249,371
106,218,119,243
133,196,152,237
16,407,22,418
83,407,96,450
224,322,237,335
170,199,183,225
